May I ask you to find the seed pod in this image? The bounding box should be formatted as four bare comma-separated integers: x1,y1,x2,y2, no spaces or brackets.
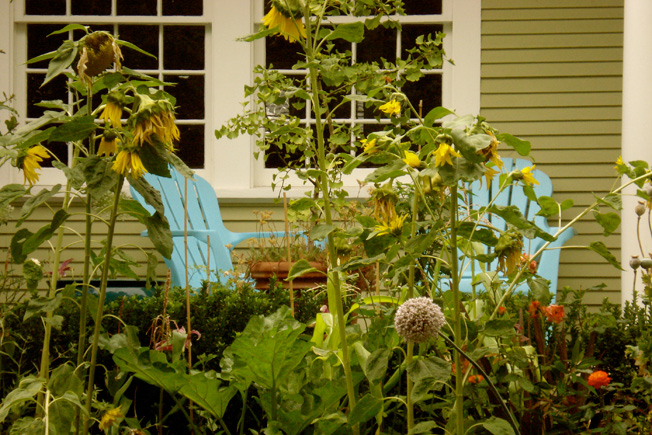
636,201,647,217
630,255,641,270
645,184,652,198
640,258,652,270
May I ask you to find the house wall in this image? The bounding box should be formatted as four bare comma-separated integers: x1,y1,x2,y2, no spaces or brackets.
1,0,627,306
481,0,624,305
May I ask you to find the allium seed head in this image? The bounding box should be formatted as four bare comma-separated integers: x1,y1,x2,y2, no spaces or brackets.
394,297,446,343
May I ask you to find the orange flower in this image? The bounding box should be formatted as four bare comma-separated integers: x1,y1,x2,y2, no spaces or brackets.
497,306,507,315
542,304,564,324
452,359,470,376
528,301,541,318
468,374,485,384
587,370,611,389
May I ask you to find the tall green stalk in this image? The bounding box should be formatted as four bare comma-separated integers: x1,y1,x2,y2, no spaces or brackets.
449,184,464,433
303,8,358,433
82,175,125,434
405,184,419,432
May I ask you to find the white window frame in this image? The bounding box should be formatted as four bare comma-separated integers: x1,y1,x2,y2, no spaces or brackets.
0,0,479,199
3,0,213,186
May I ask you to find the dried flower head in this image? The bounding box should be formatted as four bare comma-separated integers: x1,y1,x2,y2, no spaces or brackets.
98,407,124,430
394,297,446,343
77,31,123,83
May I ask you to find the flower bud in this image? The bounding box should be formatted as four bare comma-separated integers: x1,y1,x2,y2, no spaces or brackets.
630,255,641,270
635,201,646,217
645,184,652,198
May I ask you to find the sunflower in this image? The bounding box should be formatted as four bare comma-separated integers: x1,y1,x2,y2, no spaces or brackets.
482,165,499,188
361,138,378,154
111,149,147,179
131,95,180,151
379,100,401,117
99,101,123,129
20,145,50,186
374,213,408,237
262,6,306,42
520,165,539,186
77,31,123,83
478,133,504,169
98,407,124,430
433,143,461,167
97,134,119,156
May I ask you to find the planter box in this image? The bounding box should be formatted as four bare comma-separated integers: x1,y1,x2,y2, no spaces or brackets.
250,261,328,291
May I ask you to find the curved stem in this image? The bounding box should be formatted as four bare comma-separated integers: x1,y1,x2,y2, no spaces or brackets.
439,332,521,435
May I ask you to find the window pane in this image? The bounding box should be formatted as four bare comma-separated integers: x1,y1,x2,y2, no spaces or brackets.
402,24,444,57
27,73,68,118
357,26,396,63
25,0,65,15
118,25,159,70
117,0,157,16
175,125,204,168
72,0,111,15
28,24,66,68
403,0,443,15
164,75,204,120
43,141,69,167
163,0,203,16
164,26,205,70
402,73,442,116
266,37,304,70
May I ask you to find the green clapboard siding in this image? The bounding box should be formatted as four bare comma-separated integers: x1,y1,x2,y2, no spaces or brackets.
482,0,624,306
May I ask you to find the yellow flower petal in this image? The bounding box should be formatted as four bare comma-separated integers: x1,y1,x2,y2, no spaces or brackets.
403,151,421,168
379,100,401,117
361,138,378,154
433,143,461,167
520,165,539,186
22,145,50,186
262,6,306,42
112,150,147,179
99,102,122,128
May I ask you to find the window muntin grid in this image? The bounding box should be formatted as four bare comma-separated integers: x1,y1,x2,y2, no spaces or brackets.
18,0,207,170
257,1,448,171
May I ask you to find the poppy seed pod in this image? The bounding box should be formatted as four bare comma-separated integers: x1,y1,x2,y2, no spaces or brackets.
635,201,646,217
630,255,641,270
645,184,652,198
640,258,652,270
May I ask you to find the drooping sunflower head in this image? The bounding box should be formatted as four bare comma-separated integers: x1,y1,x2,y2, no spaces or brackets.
262,0,306,42
18,145,51,186
478,131,504,169
370,181,399,222
77,31,123,83
98,407,124,431
511,165,539,186
98,132,119,157
403,151,421,168
131,94,180,150
111,148,147,179
495,229,524,275
99,92,126,129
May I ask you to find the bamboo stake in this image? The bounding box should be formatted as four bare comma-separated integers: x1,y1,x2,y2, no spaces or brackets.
283,192,294,317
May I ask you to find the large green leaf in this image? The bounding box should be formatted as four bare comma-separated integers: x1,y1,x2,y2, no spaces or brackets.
179,374,237,419
43,40,78,86
593,211,621,237
226,306,312,391
589,241,623,270
407,356,451,402
0,184,26,208
482,417,516,435
496,133,531,156
83,156,120,197
326,22,365,43
48,116,97,143
22,209,70,255
0,376,44,423
17,185,61,226
488,204,555,242
349,394,382,426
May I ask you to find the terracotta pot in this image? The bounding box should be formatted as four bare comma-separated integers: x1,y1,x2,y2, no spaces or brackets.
250,261,328,291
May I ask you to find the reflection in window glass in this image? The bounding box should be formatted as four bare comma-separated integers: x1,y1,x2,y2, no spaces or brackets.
164,26,205,70
402,74,442,116
357,26,396,63
43,141,69,167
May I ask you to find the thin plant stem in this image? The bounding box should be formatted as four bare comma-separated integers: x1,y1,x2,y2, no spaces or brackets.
405,179,419,432
449,184,464,434
303,7,358,432
82,175,125,434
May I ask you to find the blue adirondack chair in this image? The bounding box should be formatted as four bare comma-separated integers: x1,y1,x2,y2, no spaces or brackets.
449,158,576,294
129,168,289,289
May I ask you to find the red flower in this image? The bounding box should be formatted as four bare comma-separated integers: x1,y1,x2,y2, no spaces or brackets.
587,370,611,389
542,304,564,324
528,301,541,318
468,374,485,384
497,306,507,315
520,254,538,274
